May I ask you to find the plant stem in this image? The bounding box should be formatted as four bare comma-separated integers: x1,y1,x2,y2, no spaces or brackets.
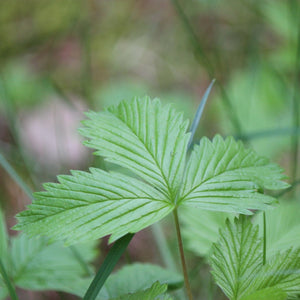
173,208,193,300
0,259,19,300
263,212,266,265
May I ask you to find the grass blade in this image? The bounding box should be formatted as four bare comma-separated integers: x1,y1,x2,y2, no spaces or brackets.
83,233,134,300
188,79,216,148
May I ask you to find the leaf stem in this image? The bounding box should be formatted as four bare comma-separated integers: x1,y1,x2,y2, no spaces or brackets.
173,208,193,300
0,258,19,300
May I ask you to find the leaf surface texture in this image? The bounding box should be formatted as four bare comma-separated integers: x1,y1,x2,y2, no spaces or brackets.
15,97,288,243
180,135,288,213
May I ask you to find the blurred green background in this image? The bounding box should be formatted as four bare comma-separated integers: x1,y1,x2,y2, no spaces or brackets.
0,0,299,299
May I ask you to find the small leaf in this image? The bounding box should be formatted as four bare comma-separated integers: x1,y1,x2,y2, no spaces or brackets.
210,216,300,300
100,263,182,299
7,234,97,296
110,281,172,300
209,216,263,299
180,135,289,213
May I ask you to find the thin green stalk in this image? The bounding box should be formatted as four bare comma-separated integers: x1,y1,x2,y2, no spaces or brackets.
83,233,134,300
263,212,266,265
0,258,19,300
173,208,193,300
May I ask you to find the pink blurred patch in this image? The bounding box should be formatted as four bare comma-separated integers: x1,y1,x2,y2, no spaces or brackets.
20,98,89,172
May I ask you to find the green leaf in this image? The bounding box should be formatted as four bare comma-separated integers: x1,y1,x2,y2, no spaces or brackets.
209,216,263,300
110,281,172,300
240,287,287,300
99,263,182,299
180,135,289,213
15,169,173,244
14,98,288,246
79,97,190,199
1,233,98,297
210,216,300,300
181,206,234,256
12,236,96,291
250,248,300,297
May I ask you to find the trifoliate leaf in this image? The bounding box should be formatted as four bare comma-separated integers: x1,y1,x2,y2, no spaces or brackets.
240,287,287,300
209,216,263,299
180,206,234,256
110,281,172,300
254,201,300,256
179,135,289,213
99,263,182,299
14,169,173,244
14,98,288,245
79,97,190,199
250,248,300,297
